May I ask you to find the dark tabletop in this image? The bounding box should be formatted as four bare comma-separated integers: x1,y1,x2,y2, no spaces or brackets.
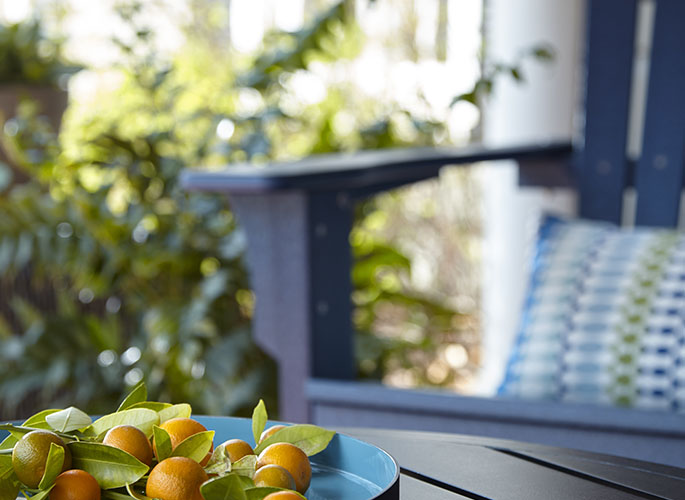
339,427,685,500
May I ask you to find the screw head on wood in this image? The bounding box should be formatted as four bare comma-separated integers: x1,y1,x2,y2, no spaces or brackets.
316,301,329,315
653,155,668,170
596,160,611,175
336,192,350,208
315,223,328,237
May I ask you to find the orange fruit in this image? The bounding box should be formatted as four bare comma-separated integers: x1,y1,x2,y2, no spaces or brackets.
256,443,311,494
146,456,208,500
259,425,286,444
156,418,213,466
103,425,153,466
221,439,254,463
253,464,296,490
49,469,101,500
263,492,302,500
12,430,72,488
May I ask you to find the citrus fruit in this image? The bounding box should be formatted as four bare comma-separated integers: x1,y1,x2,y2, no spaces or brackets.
156,418,213,465
12,430,72,488
103,425,153,466
221,439,254,463
256,442,311,494
146,456,208,500
253,464,296,490
263,492,303,500
259,425,286,444
49,469,101,500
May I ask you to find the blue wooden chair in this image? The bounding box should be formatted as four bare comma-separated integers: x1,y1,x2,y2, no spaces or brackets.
183,0,685,466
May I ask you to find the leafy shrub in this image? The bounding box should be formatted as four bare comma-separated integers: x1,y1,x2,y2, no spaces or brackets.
0,2,447,418
0,19,80,86
0,1,547,417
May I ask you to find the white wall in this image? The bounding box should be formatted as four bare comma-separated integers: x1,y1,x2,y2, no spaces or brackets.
477,0,585,393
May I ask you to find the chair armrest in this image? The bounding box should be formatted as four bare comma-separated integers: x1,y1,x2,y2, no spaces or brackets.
181,141,573,194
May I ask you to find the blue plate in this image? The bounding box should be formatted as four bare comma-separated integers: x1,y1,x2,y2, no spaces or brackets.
3,416,399,500
198,416,399,500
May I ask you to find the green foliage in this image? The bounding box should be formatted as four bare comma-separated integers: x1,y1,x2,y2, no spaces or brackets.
451,43,555,107
352,204,470,385
0,19,80,86
0,95,272,418
0,1,421,419
0,0,537,416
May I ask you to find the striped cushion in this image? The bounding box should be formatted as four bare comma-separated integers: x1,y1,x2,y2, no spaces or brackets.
499,217,685,412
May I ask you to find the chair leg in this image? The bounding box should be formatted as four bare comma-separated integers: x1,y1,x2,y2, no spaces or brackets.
230,191,355,422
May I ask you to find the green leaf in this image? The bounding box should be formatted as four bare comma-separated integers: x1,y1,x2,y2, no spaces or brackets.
450,91,476,107
251,400,267,446
127,402,172,412
102,492,137,500
254,424,335,456
88,408,159,438
69,441,150,489
24,487,54,500
532,45,555,61
0,435,17,452
24,409,62,427
0,455,20,500
152,426,172,462
231,454,257,479
0,409,61,450
117,382,148,412
245,488,306,500
158,403,192,423
46,406,92,433
205,443,231,476
37,442,65,489
126,483,152,499
200,474,248,500
0,424,40,441
0,455,13,475
171,430,214,463
510,67,523,82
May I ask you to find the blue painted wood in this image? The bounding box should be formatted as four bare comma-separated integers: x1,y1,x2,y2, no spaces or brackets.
635,0,685,226
181,142,573,194
307,378,685,468
226,190,354,423
228,192,312,423
634,0,685,227
308,192,355,382
578,0,637,223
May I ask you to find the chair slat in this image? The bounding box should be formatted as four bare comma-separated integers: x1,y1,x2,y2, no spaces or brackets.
579,0,638,223
634,0,685,227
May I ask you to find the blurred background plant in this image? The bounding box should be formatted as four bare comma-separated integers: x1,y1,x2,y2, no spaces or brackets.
0,18,79,85
0,0,550,418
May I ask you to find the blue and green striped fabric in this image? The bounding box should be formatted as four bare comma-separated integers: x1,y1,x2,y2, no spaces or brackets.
499,217,685,411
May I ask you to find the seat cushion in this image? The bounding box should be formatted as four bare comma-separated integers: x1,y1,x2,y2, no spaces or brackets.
499,217,685,411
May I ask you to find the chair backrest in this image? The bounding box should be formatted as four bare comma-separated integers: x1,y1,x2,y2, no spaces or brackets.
580,0,685,227
181,1,685,463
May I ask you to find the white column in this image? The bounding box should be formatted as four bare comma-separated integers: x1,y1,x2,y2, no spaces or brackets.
477,0,585,393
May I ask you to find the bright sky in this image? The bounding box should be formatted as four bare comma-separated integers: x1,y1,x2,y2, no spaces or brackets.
1,0,482,142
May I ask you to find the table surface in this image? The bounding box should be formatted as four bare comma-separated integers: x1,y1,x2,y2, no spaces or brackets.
340,427,685,500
